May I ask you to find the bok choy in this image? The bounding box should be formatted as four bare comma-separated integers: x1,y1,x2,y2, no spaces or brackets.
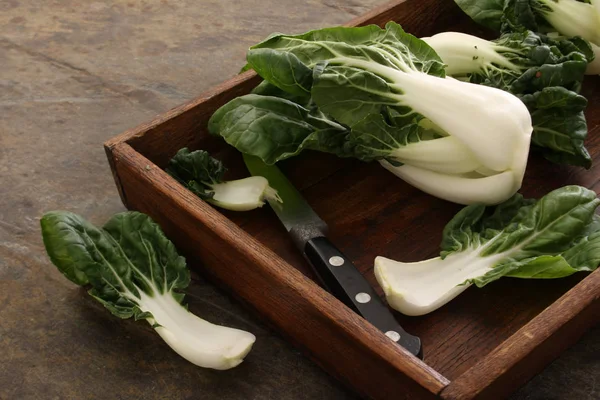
374,185,600,316
210,22,534,205
41,211,256,369
166,148,281,211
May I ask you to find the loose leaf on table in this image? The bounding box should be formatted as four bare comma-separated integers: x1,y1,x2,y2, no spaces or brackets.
41,211,190,318
41,211,256,369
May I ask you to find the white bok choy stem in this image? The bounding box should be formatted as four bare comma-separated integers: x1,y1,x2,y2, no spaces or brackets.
540,0,599,44
329,57,533,174
374,250,503,316
328,57,532,205
211,176,281,211
139,291,256,370
380,162,523,205
422,32,523,76
377,73,532,205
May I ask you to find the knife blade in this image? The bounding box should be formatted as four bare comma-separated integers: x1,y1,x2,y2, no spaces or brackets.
243,154,422,358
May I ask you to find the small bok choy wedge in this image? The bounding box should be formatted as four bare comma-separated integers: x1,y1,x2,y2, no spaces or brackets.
211,22,534,205
374,185,600,316
41,211,256,369
166,148,281,211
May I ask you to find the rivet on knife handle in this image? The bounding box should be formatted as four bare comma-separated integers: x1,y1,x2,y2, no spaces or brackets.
304,237,422,358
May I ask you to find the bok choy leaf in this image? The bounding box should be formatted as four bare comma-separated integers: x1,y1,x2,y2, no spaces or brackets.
375,185,600,316
166,148,282,211
41,211,256,369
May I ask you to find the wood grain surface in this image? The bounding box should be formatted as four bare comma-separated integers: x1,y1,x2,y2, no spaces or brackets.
105,0,600,398
440,269,600,400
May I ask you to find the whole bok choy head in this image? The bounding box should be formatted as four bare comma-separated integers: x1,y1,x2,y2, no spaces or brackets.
454,0,600,74
41,211,256,370
209,22,533,205
423,30,593,168
166,148,281,211
375,185,600,316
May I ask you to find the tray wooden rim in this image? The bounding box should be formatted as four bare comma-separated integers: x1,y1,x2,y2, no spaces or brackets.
104,0,600,398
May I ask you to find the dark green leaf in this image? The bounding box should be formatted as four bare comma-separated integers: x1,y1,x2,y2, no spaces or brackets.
165,148,226,200
208,94,350,164
485,185,600,255
562,230,600,271
251,80,311,105
40,211,190,320
247,48,314,96
454,0,506,31
461,30,590,94
312,65,410,127
41,211,97,285
103,212,189,296
437,185,600,287
500,0,546,33
440,203,488,255
520,87,591,168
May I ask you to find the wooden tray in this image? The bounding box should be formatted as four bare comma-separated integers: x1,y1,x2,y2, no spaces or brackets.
104,0,600,398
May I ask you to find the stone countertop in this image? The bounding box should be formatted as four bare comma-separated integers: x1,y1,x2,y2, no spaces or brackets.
1,1,598,399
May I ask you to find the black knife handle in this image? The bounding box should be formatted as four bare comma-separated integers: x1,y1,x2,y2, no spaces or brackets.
304,237,422,358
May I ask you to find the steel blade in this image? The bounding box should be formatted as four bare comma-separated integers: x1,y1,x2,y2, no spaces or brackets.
243,154,327,236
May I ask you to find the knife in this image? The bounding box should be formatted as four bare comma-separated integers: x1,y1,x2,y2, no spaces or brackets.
243,154,422,358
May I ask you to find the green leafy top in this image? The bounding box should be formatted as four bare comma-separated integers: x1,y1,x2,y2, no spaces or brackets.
455,0,599,53
211,22,450,165
208,95,350,164
41,211,189,319
469,30,590,94
165,148,227,200
520,86,590,167
247,22,445,96
453,0,507,31
440,185,600,286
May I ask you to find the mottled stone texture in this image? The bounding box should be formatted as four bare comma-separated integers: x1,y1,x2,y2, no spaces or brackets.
0,1,597,399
